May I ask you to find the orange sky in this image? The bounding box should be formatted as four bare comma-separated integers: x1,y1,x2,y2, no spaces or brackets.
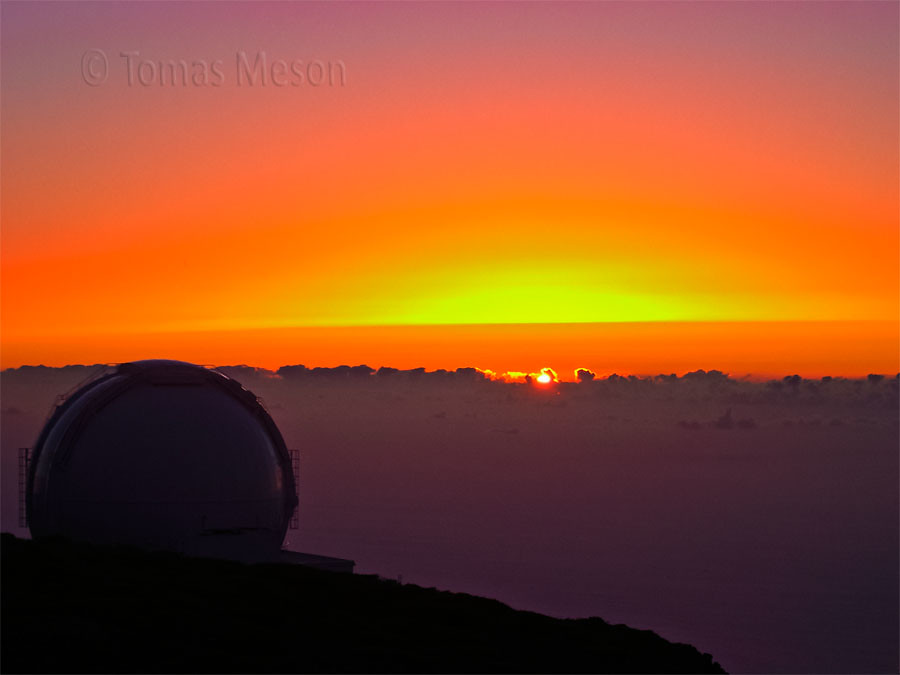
1,2,898,375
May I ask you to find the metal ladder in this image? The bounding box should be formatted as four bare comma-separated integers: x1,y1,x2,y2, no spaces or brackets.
18,448,30,529
289,449,300,529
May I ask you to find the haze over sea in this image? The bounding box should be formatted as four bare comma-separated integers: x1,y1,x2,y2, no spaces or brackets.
3,365,897,674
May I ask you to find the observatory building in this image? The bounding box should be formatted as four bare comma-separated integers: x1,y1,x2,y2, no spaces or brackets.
25,359,353,571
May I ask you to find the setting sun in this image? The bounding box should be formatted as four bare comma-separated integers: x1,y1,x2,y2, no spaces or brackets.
536,373,552,384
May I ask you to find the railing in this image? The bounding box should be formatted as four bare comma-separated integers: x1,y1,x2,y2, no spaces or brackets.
42,364,113,425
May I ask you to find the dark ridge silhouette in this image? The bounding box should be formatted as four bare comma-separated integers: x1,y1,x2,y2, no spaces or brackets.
710,409,757,431
273,364,490,383
1,534,725,674
714,409,734,429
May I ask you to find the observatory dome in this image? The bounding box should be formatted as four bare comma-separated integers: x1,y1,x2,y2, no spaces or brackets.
27,360,297,562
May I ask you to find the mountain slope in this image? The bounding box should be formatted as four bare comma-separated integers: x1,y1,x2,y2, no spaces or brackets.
1,534,724,673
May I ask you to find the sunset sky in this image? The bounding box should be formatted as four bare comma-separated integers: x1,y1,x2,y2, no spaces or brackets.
2,1,897,377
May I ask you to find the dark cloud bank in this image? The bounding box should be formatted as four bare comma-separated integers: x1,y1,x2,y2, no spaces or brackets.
5,362,897,404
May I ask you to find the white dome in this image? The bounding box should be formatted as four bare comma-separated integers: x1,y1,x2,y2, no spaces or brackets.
27,360,297,562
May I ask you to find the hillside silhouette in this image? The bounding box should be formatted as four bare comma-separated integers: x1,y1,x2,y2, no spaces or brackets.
1,534,724,673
